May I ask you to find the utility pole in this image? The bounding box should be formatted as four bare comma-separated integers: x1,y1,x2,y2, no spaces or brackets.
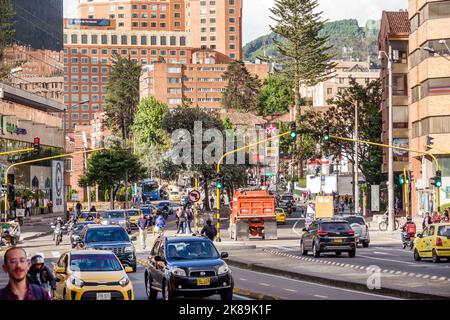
82,131,91,210
354,101,359,214
387,46,395,232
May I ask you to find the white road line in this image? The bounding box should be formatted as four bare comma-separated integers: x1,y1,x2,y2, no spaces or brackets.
260,283,270,287
239,278,247,281
232,267,403,300
373,251,390,256
233,294,254,301
358,254,419,265
314,294,328,299
284,289,297,292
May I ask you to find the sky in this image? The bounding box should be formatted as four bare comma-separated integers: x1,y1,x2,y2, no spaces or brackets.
63,0,408,44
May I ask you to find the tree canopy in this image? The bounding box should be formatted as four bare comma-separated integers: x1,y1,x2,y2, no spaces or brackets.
258,73,295,116
133,96,170,146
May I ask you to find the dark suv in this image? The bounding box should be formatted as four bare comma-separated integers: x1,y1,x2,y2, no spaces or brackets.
144,235,233,300
76,225,137,272
300,219,356,257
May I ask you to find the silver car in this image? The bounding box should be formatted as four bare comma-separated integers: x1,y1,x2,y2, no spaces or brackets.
341,215,370,248
100,210,131,234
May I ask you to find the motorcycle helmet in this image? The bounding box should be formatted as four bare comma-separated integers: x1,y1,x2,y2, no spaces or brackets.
31,254,45,265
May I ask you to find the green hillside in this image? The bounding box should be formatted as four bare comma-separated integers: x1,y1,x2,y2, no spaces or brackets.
243,19,381,65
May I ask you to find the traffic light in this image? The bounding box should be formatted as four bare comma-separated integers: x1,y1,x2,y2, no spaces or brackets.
324,126,330,142
430,170,442,188
399,174,405,186
33,137,40,152
215,178,224,189
289,121,297,139
426,136,434,150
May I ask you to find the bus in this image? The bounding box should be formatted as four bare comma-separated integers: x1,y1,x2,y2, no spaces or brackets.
139,179,160,202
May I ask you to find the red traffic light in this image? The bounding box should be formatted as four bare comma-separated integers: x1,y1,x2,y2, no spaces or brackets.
33,137,40,151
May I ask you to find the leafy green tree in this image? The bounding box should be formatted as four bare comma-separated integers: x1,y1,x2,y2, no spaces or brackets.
78,147,145,209
222,60,261,112
105,54,142,141
133,97,169,146
300,78,383,184
0,0,17,80
270,0,336,110
258,74,295,116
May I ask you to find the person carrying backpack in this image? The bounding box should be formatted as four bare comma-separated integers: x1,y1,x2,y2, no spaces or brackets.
1,247,51,300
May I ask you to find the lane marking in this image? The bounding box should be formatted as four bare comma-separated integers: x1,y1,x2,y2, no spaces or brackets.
357,254,420,265
239,278,247,281
373,251,390,256
284,289,297,292
260,283,270,287
233,294,254,301
232,267,403,300
314,294,328,299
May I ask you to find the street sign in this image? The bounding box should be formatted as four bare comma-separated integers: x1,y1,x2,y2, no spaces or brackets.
188,190,201,203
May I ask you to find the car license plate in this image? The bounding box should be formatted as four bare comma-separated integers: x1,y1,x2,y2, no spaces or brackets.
197,278,210,286
96,292,111,300
334,239,343,243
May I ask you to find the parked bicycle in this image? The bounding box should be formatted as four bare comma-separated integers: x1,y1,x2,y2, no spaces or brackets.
379,212,400,231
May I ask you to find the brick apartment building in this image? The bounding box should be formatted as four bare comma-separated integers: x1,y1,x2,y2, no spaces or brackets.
408,0,450,216
140,49,269,110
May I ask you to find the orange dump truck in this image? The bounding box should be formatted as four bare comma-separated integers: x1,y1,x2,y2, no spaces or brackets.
229,189,277,241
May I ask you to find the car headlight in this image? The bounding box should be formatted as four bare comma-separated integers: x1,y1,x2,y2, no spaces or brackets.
70,275,85,287
101,220,108,225
119,276,130,287
171,267,186,277
218,263,230,275
124,246,134,253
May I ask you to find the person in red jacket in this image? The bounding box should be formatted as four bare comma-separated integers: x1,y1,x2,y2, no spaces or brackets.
401,216,416,244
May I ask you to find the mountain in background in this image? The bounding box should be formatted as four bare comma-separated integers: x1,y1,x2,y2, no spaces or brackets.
243,19,381,67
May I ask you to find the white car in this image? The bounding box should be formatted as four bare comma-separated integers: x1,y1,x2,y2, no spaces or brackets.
341,215,370,248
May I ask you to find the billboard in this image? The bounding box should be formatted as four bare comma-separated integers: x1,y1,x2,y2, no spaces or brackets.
392,138,409,158
68,19,111,27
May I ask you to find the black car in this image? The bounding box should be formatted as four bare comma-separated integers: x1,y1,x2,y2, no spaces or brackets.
300,218,356,257
76,225,138,272
144,235,233,300
69,221,96,248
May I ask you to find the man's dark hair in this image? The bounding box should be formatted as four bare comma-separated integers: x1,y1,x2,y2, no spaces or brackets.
3,247,27,264
206,219,212,225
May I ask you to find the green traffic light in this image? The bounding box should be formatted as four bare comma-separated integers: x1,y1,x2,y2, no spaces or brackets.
216,180,224,189
324,135,330,142
290,132,297,139
399,176,405,185
436,180,442,188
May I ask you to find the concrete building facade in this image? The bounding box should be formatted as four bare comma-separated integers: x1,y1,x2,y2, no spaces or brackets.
408,0,450,216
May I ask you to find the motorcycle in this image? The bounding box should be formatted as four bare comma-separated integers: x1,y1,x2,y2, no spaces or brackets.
1,220,21,246
51,223,66,246
402,232,415,250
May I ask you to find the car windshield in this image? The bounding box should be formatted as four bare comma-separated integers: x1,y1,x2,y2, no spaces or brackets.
343,216,365,225
321,222,351,232
75,224,90,234
126,211,140,216
101,211,126,219
282,196,293,201
85,228,129,243
166,240,219,260
79,213,89,219
70,254,123,272
438,226,450,237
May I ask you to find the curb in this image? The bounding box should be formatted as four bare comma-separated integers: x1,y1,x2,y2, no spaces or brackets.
135,258,280,300
225,257,450,300
22,231,53,241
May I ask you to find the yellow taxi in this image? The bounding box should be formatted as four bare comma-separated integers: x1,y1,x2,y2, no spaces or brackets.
77,211,101,224
53,250,134,300
276,208,287,225
126,209,141,228
414,223,450,263
169,191,181,202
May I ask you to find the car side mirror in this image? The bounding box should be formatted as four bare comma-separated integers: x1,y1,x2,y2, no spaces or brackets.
124,266,133,273
221,252,229,259
302,228,308,232
154,255,163,262
131,236,137,241
55,267,66,274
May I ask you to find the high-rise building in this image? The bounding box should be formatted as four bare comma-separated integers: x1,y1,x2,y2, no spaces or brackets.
408,0,450,216
186,0,243,60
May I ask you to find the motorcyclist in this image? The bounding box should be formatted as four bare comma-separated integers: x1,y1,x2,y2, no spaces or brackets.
401,216,416,245
1,218,20,246
27,255,56,298
154,213,166,235
52,217,64,240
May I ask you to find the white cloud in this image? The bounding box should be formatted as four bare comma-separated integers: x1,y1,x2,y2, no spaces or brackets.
63,0,409,44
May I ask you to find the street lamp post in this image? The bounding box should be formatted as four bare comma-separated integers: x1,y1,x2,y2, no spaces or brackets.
379,46,394,232
354,100,359,214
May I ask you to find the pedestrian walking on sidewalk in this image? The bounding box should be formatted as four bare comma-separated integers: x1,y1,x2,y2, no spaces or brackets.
1,247,51,300
138,213,150,250
75,201,82,217
209,196,214,211
25,200,31,217
176,208,187,234
186,206,194,234
201,220,217,241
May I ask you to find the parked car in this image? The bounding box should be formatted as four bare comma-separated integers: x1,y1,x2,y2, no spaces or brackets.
144,234,233,300
300,218,357,257
53,250,134,300
414,223,450,263
70,221,96,248
75,225,137,272
100,210,131,234
340,215,370,248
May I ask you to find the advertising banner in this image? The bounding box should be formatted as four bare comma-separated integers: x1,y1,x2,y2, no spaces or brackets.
68,19,110,27
52,160,64,213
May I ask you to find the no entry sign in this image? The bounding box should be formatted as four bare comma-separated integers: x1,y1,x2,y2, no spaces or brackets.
188,190,201,203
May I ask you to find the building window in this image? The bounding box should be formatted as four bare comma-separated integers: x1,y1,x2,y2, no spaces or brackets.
170,36,176,46
180,37,186,46
81,34,88,44
121,35,128,45
91,34,98,44
111,35,117,45
101,35,108,44
71,34,78,44
160,36,167,46
131,35,137,45
151,36,157,45
393,74,407,96
327,88,333,95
